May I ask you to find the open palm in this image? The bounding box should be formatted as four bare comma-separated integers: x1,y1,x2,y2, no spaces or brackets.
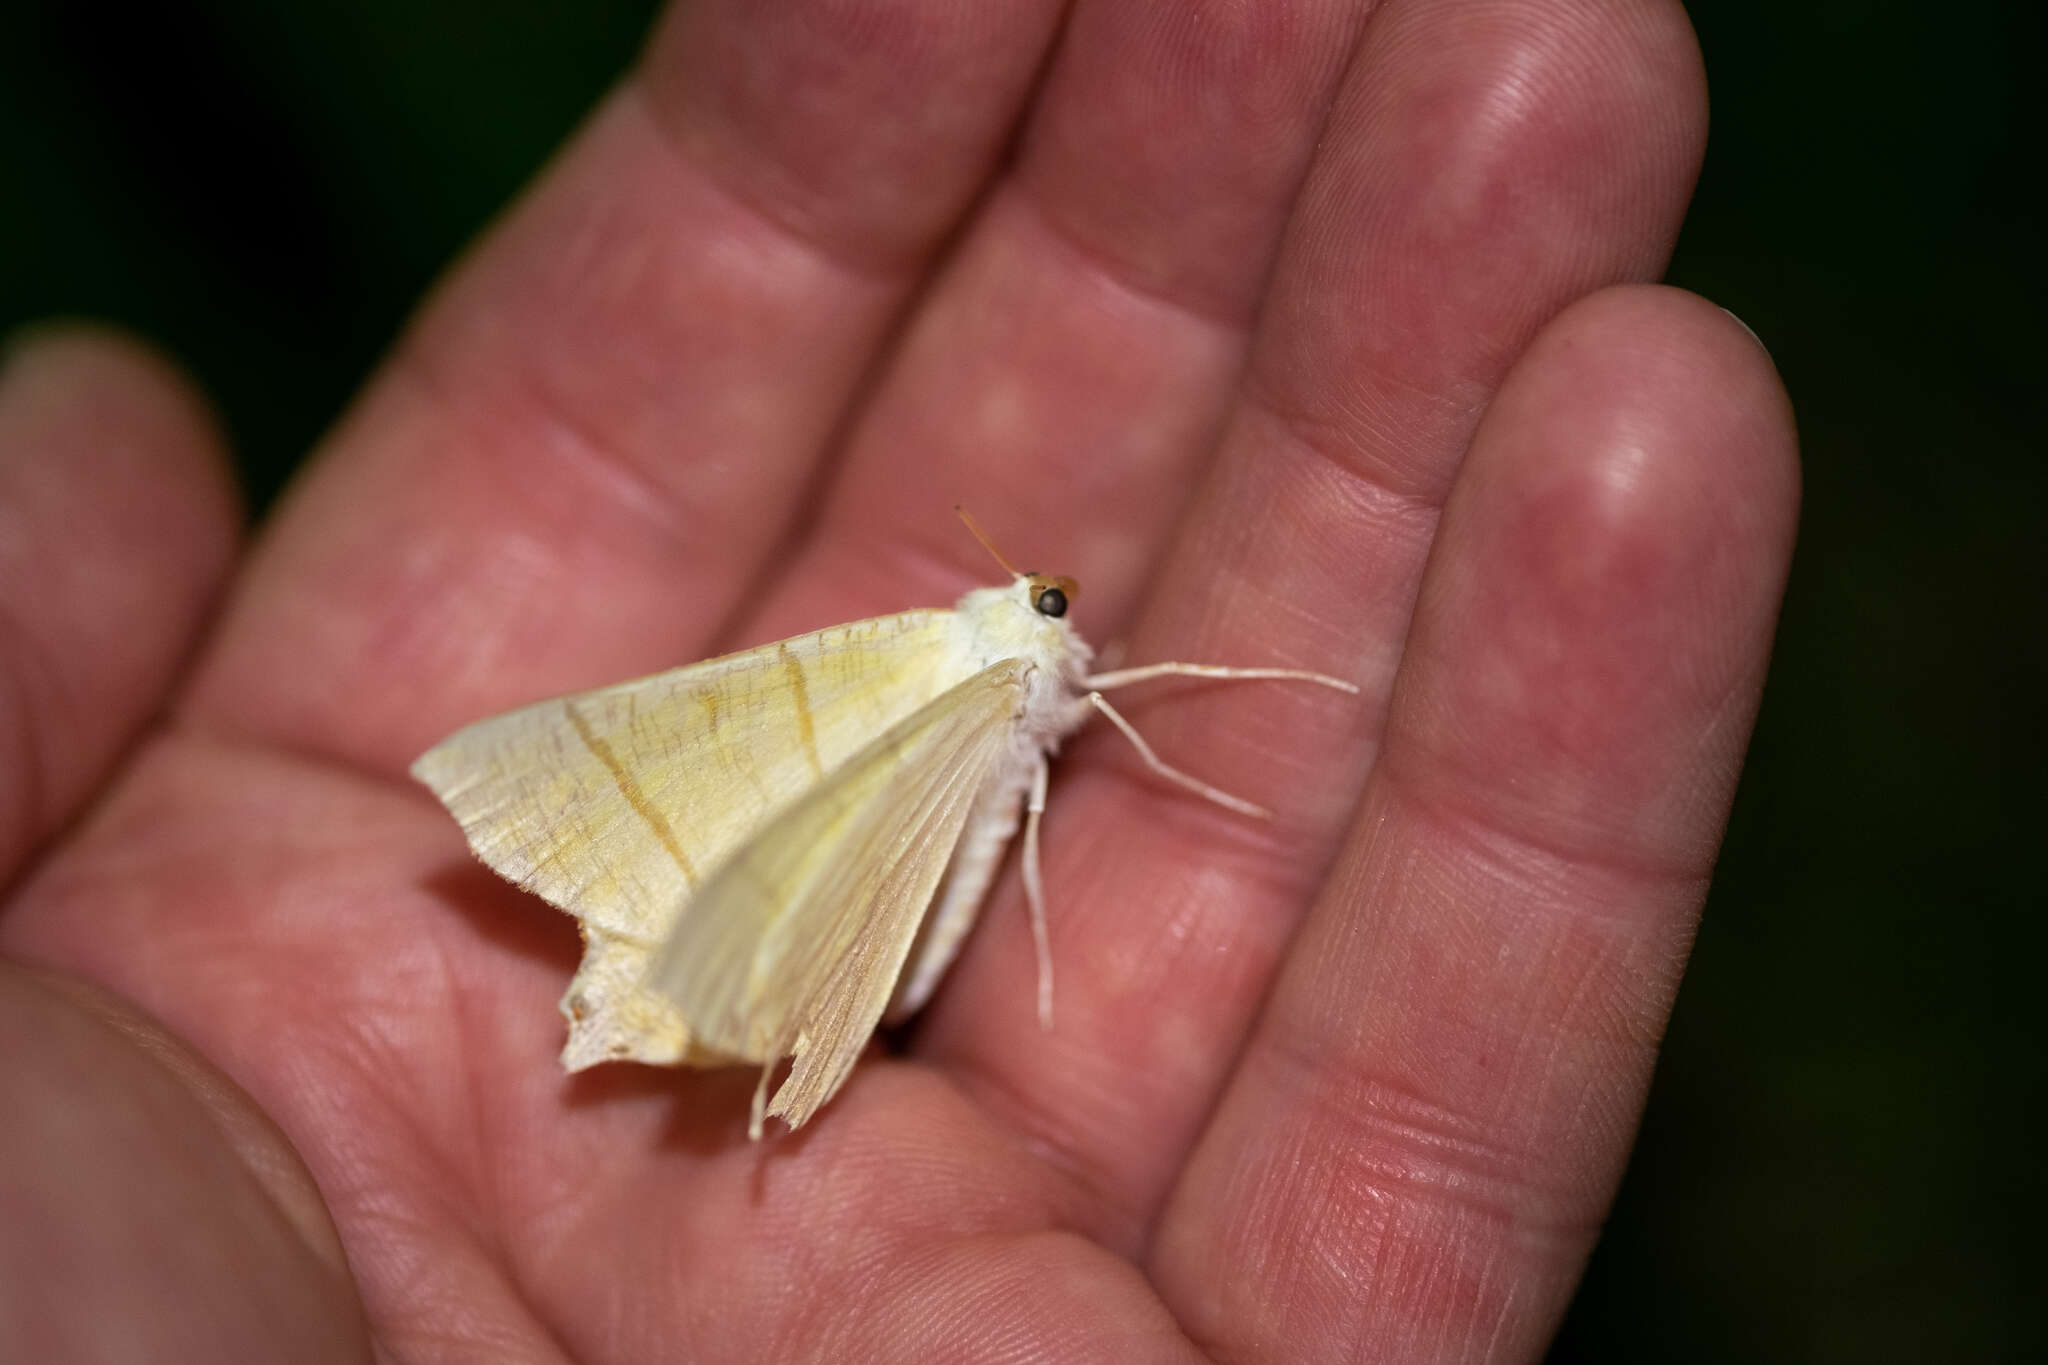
0,2,1796,1360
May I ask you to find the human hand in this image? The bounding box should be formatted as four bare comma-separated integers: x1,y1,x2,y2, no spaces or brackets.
0,1,1795,1360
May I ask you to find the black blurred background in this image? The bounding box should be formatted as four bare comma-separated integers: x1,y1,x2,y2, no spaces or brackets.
3,3,2040,1360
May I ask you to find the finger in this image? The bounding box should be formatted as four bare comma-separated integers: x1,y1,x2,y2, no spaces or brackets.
921,0,1709,1244
0,327,237,880
0,961,367,1362
735,0,1375,646
180,0,1067,771
1151,287,1798,1361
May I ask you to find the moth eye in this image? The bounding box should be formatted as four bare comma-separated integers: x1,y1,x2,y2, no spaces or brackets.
1034,586,1068,618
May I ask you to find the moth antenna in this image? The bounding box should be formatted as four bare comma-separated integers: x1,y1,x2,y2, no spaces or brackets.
954,505,1022,578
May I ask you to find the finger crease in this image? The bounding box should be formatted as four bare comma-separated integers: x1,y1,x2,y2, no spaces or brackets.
624,81,929,288
0,594,62,857
1381,757,1715,903
1240,362,1473,512
1012,181,1259,336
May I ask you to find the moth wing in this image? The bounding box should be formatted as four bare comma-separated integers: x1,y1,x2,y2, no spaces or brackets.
410,610,963,1067
411,610,958,934
649,658,1030,1135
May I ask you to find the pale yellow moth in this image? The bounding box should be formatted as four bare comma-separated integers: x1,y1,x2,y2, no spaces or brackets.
411,511,1355,1139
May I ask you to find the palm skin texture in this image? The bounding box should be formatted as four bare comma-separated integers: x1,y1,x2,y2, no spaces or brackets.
0,2,1796,1361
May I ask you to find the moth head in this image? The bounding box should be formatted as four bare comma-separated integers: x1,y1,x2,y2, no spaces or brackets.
955,505,1081,620
1022,573,1078,619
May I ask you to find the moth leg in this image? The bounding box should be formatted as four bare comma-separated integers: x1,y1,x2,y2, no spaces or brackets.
750,1062,774,1141
1023,753,1054,1030
1086,692,1270,820
1085,661,1358,693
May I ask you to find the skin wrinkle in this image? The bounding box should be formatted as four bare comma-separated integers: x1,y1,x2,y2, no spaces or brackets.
728,260,1244,654
1381,728,1726,894
1508,936,1662,1192
1406,4,1642,244
392,336,698,568
177,362,698,777
424,179,881,524
630,113,924,289
1251,347,1487,507
745,1103,1055,1353
288,1009,490,1343
0,599,52,868
439,923,585,1365
1255,1029,1578,1229
1203,877,1672,1344
14,968,359,1293
639,4,1062,280
1011,173,1273,335
321,970,577,1365
1270,1076,1601,1360
622,75,921,288
1237,386,1456,532
1238,5,1707,510
1390,885,1678,1137
0,974,354,1362
1163,777,1703,1342
962,825,1336,1225
1016,0,1376,323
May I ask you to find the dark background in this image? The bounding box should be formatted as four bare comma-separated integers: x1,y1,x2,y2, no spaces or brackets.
4,3,2040,1360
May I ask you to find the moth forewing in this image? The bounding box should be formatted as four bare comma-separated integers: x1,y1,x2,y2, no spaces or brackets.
409,608,973,1068
882,757,1037,1022
645,660,1031,1136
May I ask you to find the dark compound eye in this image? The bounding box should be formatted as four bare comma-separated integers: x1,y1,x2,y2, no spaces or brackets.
1034,586,1068,618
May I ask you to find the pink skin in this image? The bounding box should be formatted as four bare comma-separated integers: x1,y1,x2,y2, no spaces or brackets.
0,1,1795,1361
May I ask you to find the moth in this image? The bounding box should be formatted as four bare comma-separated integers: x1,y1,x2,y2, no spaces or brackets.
411,511,1354,1138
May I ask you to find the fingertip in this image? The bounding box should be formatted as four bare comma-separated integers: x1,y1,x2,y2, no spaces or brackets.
1,320,244,544
0,319,245,634
1491,283,1800,591
4,320,217,431
1400,282,1801,873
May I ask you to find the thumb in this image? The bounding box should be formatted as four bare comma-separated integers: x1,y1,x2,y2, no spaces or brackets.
0,325,239,882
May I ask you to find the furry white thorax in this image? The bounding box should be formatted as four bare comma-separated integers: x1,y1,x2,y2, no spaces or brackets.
945,581,1092,699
